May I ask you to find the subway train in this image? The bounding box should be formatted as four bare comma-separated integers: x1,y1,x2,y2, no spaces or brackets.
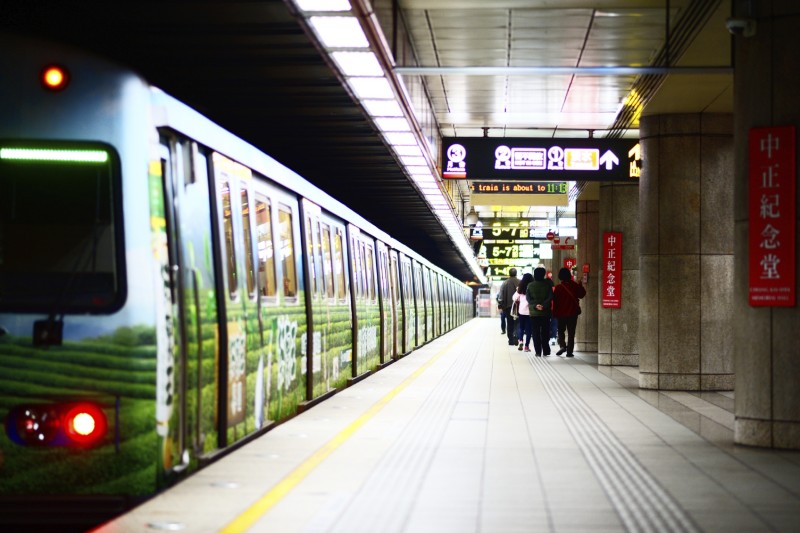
0,32,472,528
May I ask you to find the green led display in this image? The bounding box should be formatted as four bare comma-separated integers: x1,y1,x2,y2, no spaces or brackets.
0,147,109,163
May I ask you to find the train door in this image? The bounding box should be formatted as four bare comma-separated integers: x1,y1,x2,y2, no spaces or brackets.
412,260,424,346
376,242,392,364
388,250,401,359
158,134,221,478
348,226,380,377
423,266,433,343
212,154,306,444
301,202,352,400
399,254,415,353
250,179,306,423
431,271,444,337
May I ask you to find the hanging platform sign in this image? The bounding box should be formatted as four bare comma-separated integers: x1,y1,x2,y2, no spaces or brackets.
602,232,622,308
748,125,796,307
442,137,641,181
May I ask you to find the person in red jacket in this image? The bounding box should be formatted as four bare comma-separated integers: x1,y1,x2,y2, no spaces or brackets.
552,267,586,357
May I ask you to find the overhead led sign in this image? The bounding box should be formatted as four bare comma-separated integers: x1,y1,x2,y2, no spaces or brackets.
469,181,567,194
442,137,641,181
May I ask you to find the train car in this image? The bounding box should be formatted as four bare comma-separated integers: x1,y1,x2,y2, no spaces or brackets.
0,32,472,529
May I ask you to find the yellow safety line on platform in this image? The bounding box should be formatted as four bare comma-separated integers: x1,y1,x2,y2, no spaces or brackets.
220,333,464,533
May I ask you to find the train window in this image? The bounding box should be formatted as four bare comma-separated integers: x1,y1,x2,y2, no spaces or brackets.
0,141,123,313
220,179,237,299
255,193,276,298
351,239,362,298
304,215,317,296
334,228,346,300
241,184,256,299
389,253,399,303
359,242,368,298
365,243,375,302
314,221,325,297
278,205,297,299
321,224,334,298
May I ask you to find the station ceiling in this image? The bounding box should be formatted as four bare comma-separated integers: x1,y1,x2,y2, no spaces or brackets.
1,0,732,283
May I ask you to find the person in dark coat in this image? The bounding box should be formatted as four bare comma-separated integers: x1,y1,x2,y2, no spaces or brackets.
498,268,520,345
525,267,552,356
552,267,587,357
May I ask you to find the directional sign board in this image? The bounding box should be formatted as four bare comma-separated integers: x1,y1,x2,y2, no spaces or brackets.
442,137,641,181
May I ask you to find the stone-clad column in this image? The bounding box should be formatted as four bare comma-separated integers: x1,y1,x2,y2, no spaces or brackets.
598,183,639,365
638,113,734,390
732,0,800,449
575,199,598,353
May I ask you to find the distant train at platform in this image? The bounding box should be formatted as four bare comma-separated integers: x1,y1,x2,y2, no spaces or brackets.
0,32,472,527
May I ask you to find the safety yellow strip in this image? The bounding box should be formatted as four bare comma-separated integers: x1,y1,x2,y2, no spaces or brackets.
220,334,462,532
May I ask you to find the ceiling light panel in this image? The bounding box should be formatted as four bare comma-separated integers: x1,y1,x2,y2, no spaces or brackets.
309,17,369,48
362,99,404,117
348,77,395,99
374,117,412,132
331,51,383,76
294,0,352,11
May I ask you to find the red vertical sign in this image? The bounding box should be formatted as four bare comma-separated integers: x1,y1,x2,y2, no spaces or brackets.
748,126,796,307
602,232,622,308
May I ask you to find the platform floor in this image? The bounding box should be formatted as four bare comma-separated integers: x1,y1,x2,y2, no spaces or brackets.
95,318,800,532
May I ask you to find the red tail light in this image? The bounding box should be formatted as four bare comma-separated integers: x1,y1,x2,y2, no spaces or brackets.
5,401,108,447
64,403,107,445
41,64,70,91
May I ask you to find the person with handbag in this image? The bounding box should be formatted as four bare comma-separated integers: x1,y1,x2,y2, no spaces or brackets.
512,273,534,352
552,267,587,357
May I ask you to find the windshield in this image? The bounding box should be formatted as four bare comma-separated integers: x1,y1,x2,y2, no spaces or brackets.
0,142,125,313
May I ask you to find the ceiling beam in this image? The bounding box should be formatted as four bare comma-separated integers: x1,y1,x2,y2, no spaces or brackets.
394,66,732,76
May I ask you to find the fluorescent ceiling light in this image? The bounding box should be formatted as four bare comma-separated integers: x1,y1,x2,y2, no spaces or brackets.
309,17,368,48
412,176,438,187
400,155,427,167
295,0,351,11
393,145,423,157
383,131,416,145
363,99,403,117
374,117,411,132
405,165,432,176
331,51,383,76
348,77,394,99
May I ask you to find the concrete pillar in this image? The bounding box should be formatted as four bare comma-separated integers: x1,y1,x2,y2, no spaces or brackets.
575,199,598,353
732,0,800,449
598,183,639,366
639,113,734,391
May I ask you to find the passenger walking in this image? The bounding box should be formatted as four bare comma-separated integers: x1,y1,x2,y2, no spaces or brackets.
512,273,534,352
498,268,520,345
552,267,586,357
525,267,552,356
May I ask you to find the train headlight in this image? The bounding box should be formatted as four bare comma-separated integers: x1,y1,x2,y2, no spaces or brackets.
41,64,70,91
5,402,108,447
